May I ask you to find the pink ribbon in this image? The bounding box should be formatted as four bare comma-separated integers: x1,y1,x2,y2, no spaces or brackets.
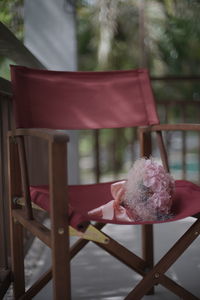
88,181,133,222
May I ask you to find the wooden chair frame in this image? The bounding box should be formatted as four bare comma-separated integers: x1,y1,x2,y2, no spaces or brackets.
7,124,200,300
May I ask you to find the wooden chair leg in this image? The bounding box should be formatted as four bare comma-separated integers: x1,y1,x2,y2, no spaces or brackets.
126,218,200,300
51,227,71,300
49,141,71,300
10,216,25,299
142,224,154,295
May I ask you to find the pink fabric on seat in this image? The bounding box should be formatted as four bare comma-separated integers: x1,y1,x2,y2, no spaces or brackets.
30,180,200,229
11,66,159,130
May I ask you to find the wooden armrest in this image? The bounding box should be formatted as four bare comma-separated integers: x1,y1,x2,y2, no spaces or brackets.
139,123,200,133
138,123,200,172
8,128,69,143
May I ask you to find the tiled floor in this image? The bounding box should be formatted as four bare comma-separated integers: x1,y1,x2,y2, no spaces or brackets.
23,217,200,300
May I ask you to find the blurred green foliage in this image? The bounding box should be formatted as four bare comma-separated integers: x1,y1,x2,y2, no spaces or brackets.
76,0,200,104
0,0,24,39
76,0,200,76
148,1,200,101
77,0,140,71
0,0,24,79
150,0,200,75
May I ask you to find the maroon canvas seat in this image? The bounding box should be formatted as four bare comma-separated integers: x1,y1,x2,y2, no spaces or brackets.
30,180,200,228
8,65,200,300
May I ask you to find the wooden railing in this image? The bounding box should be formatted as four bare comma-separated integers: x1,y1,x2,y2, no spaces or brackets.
157,99,200,180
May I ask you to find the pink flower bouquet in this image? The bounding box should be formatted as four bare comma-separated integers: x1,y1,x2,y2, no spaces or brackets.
123,158,174,221
88,158,175,222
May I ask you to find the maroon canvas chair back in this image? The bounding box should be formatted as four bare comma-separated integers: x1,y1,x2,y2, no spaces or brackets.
11,66,159,130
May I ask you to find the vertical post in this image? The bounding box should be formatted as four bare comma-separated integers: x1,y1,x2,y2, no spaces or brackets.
181,103,187,179
0,96,8,270
0,95,12,297
7,135,25,298
49,140,71,299
94,130,100,183
198,118,200,183
17,136,33,220
156,131,170,172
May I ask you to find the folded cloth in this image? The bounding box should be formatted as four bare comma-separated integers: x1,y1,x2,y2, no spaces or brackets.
88,181,133,222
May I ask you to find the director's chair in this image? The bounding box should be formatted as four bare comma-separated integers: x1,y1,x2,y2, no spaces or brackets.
8,65,200,299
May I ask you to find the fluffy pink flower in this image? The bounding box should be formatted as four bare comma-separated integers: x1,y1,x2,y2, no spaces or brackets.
124,158,175,221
